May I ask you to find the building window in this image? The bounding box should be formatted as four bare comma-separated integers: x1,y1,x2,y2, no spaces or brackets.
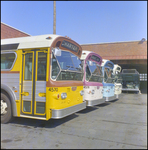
140,74,147,81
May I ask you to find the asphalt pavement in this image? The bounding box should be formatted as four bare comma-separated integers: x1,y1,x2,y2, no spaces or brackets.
1,93,147,149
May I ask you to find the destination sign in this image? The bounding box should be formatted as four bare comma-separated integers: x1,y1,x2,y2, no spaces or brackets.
107,63,113,68
61,40,79,52
91,55,100,63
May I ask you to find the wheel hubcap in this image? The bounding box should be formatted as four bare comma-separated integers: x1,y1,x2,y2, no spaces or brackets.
1,100,8,115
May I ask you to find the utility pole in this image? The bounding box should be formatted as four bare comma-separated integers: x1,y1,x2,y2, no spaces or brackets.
53,1,56,34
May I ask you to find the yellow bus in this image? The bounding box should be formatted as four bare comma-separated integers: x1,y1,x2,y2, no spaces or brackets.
1,34,86,123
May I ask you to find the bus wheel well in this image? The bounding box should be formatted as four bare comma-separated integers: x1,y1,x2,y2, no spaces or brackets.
1,91,14,123
1,89,11,101
1,89,12,105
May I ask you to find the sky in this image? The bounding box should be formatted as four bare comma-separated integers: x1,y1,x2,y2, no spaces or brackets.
1,1,147,45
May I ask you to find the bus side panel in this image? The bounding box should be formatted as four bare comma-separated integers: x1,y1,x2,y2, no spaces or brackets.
35,81,46,102
1,73,20,100
11,50,22,72
1,73,20,116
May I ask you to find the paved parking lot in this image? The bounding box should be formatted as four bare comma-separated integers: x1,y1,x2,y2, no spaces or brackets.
1,93,147,149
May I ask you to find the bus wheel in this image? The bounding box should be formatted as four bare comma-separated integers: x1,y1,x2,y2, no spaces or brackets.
1,93,13,124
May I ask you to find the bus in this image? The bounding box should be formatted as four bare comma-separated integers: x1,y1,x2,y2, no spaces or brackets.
101,59,116,101
80,50,105,106
121,69,140,93
1,34,87,123
113,64,122,98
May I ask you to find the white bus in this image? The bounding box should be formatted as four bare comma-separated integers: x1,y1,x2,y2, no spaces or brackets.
113,64,122,99
80,50,105,106
101,59,116,101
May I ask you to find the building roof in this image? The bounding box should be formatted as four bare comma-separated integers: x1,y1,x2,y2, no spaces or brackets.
1,22,30,39
1,22,147,61
81,39,147,60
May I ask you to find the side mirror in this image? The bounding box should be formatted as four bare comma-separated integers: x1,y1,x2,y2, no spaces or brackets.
89,61,93,66
54,48,61,56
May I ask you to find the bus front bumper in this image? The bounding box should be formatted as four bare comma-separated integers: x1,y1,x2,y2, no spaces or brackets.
85,98,106,106
122,88,140,92
51,101,87,119
115,94,122,99
105,95,117,102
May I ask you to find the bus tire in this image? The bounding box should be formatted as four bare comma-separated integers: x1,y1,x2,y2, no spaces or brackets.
1,93,13,124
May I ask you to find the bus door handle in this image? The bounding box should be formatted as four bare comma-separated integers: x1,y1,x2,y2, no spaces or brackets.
21,92,29,96
38,93,46,97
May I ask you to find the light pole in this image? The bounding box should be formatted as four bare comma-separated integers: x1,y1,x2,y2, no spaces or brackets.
53,1,56,34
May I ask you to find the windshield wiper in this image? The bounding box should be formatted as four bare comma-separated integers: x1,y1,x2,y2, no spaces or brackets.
65,65,74,71
76,67,82,71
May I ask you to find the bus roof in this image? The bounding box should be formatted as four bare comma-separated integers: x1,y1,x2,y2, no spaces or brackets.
80,50,102,65
101,59,114,69
101,59,108,66
122,69,139,74
81,50,92,60
1,34,62,50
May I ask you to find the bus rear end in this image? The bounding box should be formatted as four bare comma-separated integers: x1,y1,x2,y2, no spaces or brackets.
121,69,140,93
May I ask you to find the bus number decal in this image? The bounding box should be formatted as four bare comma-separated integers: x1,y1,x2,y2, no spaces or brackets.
49,88,58,92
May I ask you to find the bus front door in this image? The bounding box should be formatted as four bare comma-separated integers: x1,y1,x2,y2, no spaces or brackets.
21,50,47,119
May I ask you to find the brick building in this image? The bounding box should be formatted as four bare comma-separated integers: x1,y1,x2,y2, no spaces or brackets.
81,40,147,93
1,22,30,39
1,22,147,93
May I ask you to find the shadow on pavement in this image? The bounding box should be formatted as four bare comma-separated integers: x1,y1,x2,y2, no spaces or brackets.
9,113,79,128
107,99,119,103
96,102,110,107
76,106,98,114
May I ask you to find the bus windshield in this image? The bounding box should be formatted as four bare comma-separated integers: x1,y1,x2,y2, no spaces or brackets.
86,61,103,82
104,68,115,83
51,50,83,81
114,74,122,83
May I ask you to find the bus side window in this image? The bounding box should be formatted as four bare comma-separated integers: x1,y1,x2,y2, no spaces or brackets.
37,52,47,81
1,53,16,70
24,53,32,80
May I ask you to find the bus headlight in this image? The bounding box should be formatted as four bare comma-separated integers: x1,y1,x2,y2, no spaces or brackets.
106,89,110,93
61,93,67,99
84,86,89,89
80,90,84,96
91,90,95,94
